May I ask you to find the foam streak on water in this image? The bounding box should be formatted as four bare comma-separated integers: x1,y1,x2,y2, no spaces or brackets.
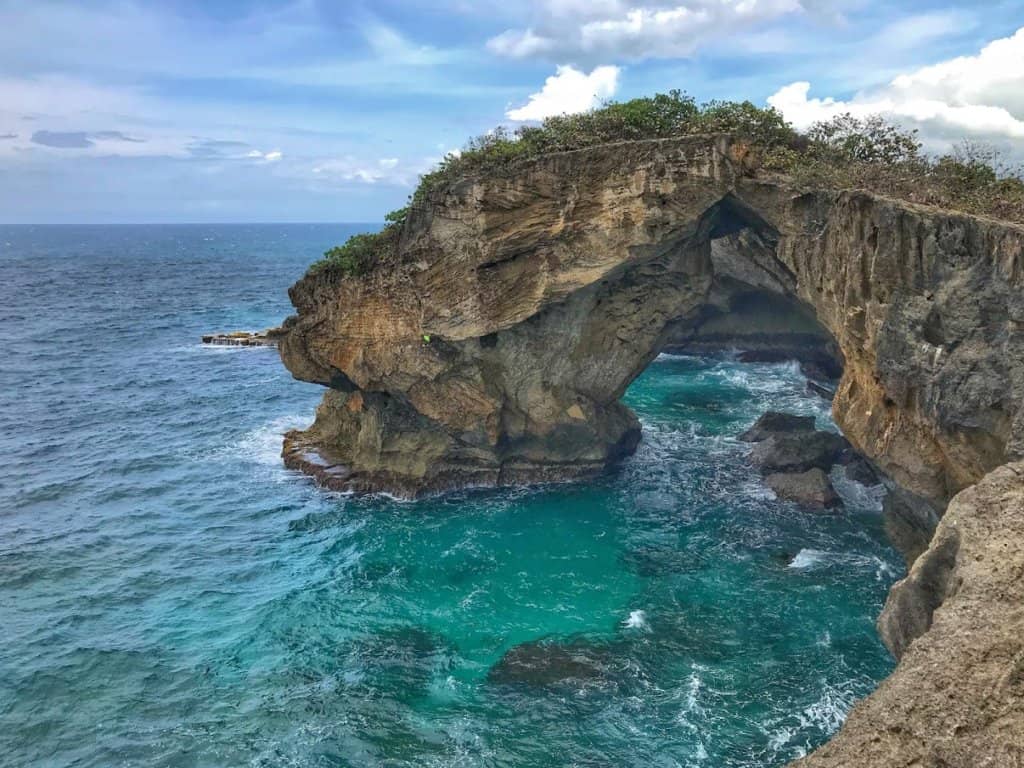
0,225,902,768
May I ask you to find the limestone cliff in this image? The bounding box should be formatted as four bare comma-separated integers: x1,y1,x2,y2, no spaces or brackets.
279,136,1024,510
278,135,1024,765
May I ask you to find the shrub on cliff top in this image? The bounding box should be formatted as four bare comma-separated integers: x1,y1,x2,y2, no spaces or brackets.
767,115,1024,222
410,91,797,206
313,94,1023,277
310,207,408,277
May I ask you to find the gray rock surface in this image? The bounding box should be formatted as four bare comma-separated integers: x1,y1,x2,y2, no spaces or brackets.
739,411,816,442
764,468,842,509
750,431,848,474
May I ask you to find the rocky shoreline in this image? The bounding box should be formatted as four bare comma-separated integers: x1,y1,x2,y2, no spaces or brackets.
201,327,285,347
275,136,1024,765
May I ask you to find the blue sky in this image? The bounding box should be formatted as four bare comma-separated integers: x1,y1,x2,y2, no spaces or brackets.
0,0,1021,223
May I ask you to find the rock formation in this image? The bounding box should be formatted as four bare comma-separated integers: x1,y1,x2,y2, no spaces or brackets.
764,468,842,509
794,462,1024,768
277,135,1024,764
738,411,853,508
279,135,1023,511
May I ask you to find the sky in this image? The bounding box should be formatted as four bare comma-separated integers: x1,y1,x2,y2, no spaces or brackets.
0,0,1022,224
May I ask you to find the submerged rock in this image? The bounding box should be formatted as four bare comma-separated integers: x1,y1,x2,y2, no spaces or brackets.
487,639,613,688
764,468,842,510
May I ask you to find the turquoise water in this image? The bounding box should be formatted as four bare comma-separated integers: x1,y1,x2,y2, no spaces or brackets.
0,225,901,767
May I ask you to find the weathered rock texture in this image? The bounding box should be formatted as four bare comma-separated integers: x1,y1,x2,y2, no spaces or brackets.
794,462,1024,768
765,468,842,509
279,135,1024,507
277,135,1024,763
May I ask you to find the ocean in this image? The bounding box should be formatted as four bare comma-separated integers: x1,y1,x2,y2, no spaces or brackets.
0,224,901,767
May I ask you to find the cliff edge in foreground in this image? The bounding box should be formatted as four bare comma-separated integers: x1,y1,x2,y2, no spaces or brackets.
796,462,1024,768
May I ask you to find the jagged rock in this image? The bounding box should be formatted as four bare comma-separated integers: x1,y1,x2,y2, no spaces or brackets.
793,462,1024,768
800,359,841,382
805,379,835,401
764,469,842,509
749,431,848,474
843,454,881,486
739,411,815,442
882,489,940,570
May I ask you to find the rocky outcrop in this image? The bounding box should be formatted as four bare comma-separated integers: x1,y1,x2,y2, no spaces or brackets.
749,430,848,475
738,411,866,508
739,411,816,442
278,135,1024,509
202,328,284,347
794,462,1024,768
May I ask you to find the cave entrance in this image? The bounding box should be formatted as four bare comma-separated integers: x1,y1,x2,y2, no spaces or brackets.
640,194,844,396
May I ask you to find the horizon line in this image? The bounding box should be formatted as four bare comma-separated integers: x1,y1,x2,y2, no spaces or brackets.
0,220,385,227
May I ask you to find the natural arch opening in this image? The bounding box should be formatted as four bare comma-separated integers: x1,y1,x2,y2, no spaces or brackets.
281,193,847,499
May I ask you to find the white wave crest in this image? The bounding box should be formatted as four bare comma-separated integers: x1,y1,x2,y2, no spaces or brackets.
234,414,310,467
623,609,648,630
789,548,828,569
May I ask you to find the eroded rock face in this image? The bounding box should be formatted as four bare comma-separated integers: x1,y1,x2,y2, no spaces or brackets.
793,462,1024,768
279,135,1024,509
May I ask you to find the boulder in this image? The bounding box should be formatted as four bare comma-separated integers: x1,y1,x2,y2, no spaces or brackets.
750,431,848,474
739,411,816,442
764,469,842,509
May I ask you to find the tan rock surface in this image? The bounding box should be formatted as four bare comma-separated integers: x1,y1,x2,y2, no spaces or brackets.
278,136,1024,507
793,462,1024,768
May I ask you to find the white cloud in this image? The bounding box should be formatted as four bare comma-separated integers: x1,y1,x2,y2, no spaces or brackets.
488,0,811,62
768,27,1024,151
506,65,620,121
310,156,431,186
247,149,284,162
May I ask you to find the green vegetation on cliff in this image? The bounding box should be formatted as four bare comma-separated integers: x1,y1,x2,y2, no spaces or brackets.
312,91,1024,277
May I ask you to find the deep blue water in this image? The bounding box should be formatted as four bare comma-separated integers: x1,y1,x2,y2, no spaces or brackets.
0,224,902,767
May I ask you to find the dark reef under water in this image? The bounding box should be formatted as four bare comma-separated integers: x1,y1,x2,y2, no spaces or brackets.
0,224,901,767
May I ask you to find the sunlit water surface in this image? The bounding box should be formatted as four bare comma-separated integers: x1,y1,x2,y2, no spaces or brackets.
0,224,901,767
